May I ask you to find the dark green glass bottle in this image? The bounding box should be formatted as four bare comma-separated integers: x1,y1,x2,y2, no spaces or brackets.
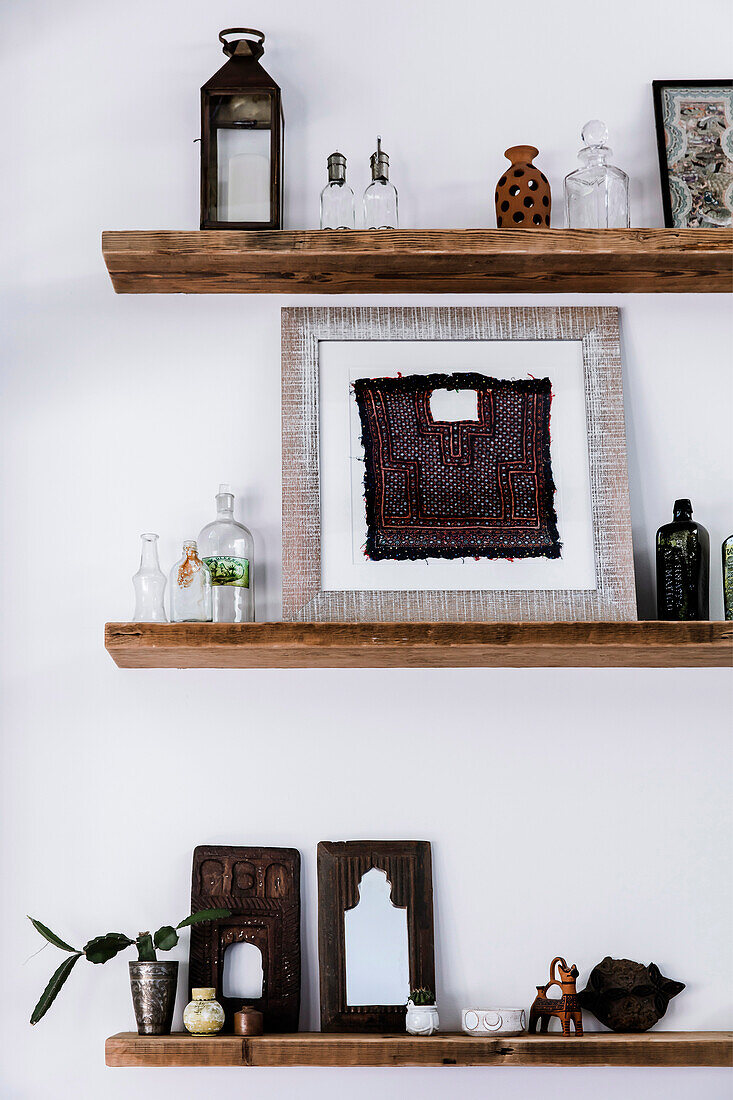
723,535,733,621
656,499,709,620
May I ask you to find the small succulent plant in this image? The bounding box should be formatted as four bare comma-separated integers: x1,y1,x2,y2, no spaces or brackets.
408,988,435,1006
27,908,230,1025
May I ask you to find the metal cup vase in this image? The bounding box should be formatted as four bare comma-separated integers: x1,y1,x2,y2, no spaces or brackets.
129,960,179,1035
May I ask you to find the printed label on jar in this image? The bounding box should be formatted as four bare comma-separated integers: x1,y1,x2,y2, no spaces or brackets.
203,556,249,588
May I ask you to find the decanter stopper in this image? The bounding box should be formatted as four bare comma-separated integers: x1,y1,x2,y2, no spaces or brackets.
580,119,610,156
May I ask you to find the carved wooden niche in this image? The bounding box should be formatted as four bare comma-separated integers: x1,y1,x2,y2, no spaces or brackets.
317,840,435,1032
189,845,300,1032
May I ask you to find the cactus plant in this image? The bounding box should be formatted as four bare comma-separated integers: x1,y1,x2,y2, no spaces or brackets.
408,987,435,1006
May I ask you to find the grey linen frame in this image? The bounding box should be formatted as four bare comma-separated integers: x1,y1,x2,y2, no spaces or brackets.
281,306,636,622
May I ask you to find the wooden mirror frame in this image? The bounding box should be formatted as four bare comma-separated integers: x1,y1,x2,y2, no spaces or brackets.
317,840,435,1032
188,845,300,1032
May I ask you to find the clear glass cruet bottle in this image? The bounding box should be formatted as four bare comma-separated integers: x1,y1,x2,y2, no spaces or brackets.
363,136,398,229
320,151,355,229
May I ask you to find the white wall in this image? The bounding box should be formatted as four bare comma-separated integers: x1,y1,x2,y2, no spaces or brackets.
1,1,731,1097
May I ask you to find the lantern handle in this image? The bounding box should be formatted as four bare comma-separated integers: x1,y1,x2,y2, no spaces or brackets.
219,28,266,59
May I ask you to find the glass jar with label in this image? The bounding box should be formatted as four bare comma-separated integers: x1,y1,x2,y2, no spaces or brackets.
198,484,254,622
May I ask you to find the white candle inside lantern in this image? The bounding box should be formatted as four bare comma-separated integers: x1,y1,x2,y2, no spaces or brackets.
217,128,271,223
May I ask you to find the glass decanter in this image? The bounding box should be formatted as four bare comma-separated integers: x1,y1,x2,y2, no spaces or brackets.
169,541,212,623
656,499,710,620
132,533,167,622
320,151,355,229
363,136,398,229
564,120,629,228
197,484,254,622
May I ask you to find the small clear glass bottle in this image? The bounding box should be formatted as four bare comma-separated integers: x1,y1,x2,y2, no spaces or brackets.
363,136,398,229
320,151,355,229
132,533,167,622
564,120,629,228
198,484,254,622
169,541,212,623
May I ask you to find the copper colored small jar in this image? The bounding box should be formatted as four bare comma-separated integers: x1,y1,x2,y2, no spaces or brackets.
233,1006,264,1036
495,145,551,228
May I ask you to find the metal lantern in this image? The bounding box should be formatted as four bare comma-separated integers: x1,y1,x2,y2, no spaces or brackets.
200,28,283,229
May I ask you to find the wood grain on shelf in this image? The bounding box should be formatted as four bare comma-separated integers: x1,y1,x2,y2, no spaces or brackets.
101,228,733,294
104,621,733,669
105,1031,733,1068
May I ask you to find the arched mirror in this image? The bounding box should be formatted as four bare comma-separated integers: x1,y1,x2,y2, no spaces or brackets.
317,840,435,1032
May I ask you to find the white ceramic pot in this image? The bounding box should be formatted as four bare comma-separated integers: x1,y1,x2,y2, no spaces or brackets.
406,1001,439,1036
183,987,226,1035
461,1007,526,1036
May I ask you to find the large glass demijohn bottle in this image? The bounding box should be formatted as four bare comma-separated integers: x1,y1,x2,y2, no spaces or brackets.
198,484,254,622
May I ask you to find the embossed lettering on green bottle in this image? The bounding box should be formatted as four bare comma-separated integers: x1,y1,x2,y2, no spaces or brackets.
203,556,249,588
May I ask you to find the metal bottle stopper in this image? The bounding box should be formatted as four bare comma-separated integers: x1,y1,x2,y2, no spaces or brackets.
370,136,390,180
327,151,347,182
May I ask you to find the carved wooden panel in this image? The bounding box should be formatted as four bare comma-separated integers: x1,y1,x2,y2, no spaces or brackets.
317,840,435,1032
189,845,300,1032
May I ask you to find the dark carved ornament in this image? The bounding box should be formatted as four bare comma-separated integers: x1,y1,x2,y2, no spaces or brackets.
188,845,300,1032
579,956,685,1032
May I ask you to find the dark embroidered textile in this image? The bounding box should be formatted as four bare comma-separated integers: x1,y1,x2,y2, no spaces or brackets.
353,372,560,561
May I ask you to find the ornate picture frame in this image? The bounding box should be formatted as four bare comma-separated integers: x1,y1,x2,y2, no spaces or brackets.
281,306,636,623
188,845,300,1032
317,840,435,1032
652,80,733,228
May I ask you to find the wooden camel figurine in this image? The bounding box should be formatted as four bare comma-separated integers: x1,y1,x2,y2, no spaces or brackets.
529,956,583,1036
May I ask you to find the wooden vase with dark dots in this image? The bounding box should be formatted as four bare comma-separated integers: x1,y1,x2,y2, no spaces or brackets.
495,145,551,228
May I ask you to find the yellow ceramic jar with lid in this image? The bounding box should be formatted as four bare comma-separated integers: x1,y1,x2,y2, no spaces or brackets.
183,987,225,1035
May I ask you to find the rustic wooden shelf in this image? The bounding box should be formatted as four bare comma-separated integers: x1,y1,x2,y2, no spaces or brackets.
104,621,732,669
101,229,732,294
105,1031,731,1068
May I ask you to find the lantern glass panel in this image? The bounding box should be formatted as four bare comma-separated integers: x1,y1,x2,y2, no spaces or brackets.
209,93,275,225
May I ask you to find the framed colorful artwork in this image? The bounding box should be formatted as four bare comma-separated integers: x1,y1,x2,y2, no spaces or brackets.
652,80,733,228
281,306,636,622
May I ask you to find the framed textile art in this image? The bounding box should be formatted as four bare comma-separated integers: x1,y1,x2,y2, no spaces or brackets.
281,306,636,623
652,80,733,228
